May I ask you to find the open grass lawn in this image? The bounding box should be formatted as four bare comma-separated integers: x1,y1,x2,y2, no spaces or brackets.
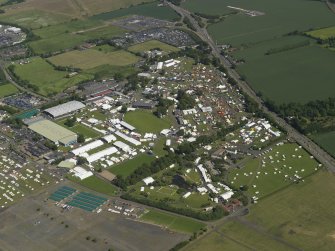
182,0,236,16
228,143,319,199
12,57,93,96
48,49,139,70
140,210,205,234
128,40,180,53
92,1,180,21
109,153,154,178
186,170,335,250
124,110,172,134
0,83,19,98
206,0,335,46
86,64,138,80
30,25,125,55
58,119,101,139
307,26,335,40
311,131,335,158
235,45,335,104
68,175,119,196
184,231,249,251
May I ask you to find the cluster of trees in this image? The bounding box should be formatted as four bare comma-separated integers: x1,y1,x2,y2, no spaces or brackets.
265,97,335,134
183,16,196,31
64,117,76,127
114,153,178,189
177,90,196,110
122,193,228,221
154,98,173,117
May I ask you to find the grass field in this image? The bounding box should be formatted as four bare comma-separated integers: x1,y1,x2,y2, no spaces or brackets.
185,170,335,250
128,40,180,53
48,49,139,70
235,45,335,103
182,0,235,16
306,26,335,40
124,110,172,134
141,210,205,234
12,57,93,96
0,0,156,29
58,119,101,139
206,0,335,46
68,175,119,196
228,143,319,199
109,154,154,177
92,1,180,21
30,23,125,54
311,131,335,158
0,83,19,98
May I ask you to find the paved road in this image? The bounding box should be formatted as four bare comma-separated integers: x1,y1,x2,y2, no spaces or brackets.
168,2,335,172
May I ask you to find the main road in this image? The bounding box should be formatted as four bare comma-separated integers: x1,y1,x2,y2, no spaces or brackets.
167,2,335,172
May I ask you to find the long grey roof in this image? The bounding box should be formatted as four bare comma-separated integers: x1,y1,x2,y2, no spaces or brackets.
44,101,85,118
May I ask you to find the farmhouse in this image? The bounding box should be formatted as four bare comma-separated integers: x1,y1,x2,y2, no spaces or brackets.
44,101,85,119
28,119,77,146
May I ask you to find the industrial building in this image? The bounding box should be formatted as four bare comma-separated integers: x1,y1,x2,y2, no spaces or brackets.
44,101,85,119
28,119,77,146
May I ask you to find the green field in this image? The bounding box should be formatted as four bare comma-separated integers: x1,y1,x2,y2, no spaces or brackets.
182,0,235,16
311,131,335,158
68,175,119,196
228,143,319,199
141,210,205,234
234,45,335,103
0,83,19,98
205,0,335,46
109,154,154,177
185,170,335,250
0,9,72,29
58,119,101,139
307,26,335,40
30,23,125,55
12,57,93,96
48,49,139,70
92,1,180,21
128,40,180,53
124,110,172,133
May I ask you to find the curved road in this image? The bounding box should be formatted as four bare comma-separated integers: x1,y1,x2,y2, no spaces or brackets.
168,2,335,172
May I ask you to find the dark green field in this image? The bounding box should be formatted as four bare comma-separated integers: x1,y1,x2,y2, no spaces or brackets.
311,131,335,158
235,44,335,103
204,0,335,46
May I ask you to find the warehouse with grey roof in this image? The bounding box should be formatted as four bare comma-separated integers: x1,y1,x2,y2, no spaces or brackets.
44,101,85,119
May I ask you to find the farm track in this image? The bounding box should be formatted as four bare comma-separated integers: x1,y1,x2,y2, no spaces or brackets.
167,1,335,173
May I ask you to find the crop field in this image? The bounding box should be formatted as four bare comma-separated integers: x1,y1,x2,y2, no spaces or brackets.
12,57,93,96
124,110,172,134
0,0,156,29
109,154,154,178
140,210,205,234
235,45,335,103
92,1,180,21
48,49,139,70
128,40,180,53
68,175,119,196
0,9,71,29
182,0,236,16
306,26,335,40
228,143,320,199
0,83,19,98
206,0,335,46
311,131,335,158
